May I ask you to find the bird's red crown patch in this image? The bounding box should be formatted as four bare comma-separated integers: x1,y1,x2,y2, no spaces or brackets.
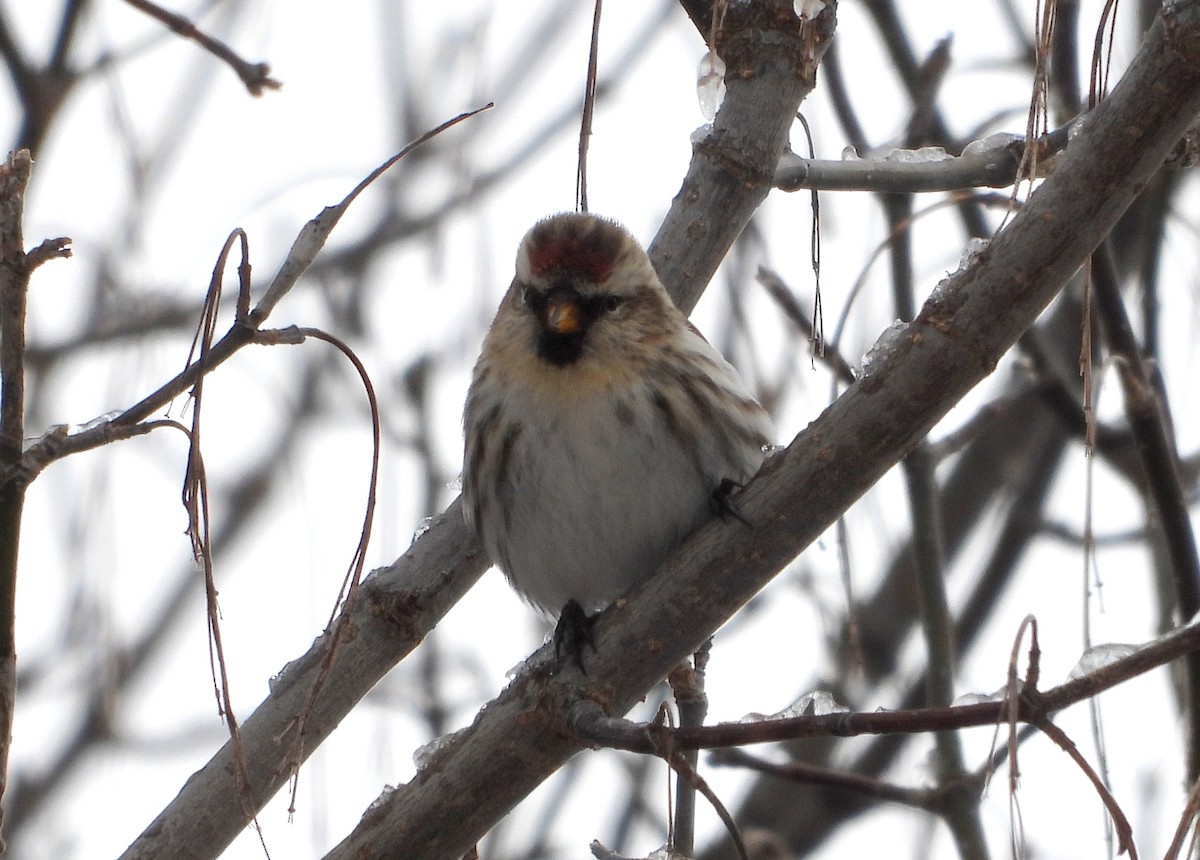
525,216,622,284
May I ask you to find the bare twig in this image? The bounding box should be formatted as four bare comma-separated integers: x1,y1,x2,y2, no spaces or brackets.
1164,774,1200,860
576,0,603,212
178,227,271,854
274,326,382,815
664,750,748,860
13,105,492,485
252,104,491,322
647,0,836,314
773,127,1066,193
568,615,1200,753
0,149,59,851
667,642,710,855
121,0,282,96
1033,718,1138,857
1089,246,1200,777
709,747,941,811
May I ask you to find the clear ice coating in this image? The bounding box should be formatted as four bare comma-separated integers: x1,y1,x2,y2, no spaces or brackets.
411,516,434,543
68,410,123,434
859,319,909,378
882,145,952,164
740,690,849,723
1067,643,1139,680
794,0,826,18
689,123,714,146
366,784,397,812
1068,115,1087,141
25,410,123,450
841,144,862,161
413,729,464,771
951,689,1002,707
956,237,991,271
696,50,726,121
962,132,1023,158
797,690,850,716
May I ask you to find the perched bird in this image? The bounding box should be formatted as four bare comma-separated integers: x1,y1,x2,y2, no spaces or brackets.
462,212,773,636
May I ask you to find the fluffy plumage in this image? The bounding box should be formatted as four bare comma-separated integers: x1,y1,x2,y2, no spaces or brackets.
463,213,773,615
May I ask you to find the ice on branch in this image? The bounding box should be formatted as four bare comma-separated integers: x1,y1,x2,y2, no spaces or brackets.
413,728,466,771
1067,643,1139,680
647,846,690,860
366,785,396,811
1068,114,1087,141
956,237,991,272
858,320,909,379
24,410,124,451
951,689,1002,707
690,123,714,145
69,410,122,434
740,690,849,723
883,145,952,164
696,50,726,121
796,690,849,716
794,0,826,19
841,145,862,161
962,132,1022,158
411,515,434,543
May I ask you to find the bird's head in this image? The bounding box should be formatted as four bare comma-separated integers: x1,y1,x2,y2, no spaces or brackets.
508,213,675,367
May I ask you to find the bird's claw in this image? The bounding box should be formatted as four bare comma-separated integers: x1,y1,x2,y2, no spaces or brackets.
554,599,598,673
712,477,753,527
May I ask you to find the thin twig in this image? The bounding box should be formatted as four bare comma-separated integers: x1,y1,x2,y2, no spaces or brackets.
0,150,38,852
1090,246,1200,777
754,266,855,385
253,104,491,321
274,326,382,815
1034,716,1138,857
709,747,941,811
567,615,1200,754
121,0,282,96
1164,774,1200,860
663,750,748,860
12,105,493,485
668,641,710,855
179,227,271,855
576,0,602,212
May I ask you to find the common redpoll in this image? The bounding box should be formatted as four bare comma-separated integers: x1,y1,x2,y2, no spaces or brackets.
462,213,773,627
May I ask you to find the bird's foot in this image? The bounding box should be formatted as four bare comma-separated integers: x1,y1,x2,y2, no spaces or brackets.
712,477,752,527
554,599,598,673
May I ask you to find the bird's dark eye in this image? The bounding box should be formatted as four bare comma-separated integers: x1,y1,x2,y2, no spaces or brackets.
602,295,623,313
519,285,548,312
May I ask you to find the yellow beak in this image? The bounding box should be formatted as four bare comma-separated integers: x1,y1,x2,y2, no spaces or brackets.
543,295,583,335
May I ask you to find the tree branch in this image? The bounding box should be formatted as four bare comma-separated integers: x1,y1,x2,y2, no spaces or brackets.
569,616,1200,753
648,0,836,314
0,149,37,853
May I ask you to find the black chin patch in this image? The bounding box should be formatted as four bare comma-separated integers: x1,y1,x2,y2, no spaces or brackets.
537,330,586,365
